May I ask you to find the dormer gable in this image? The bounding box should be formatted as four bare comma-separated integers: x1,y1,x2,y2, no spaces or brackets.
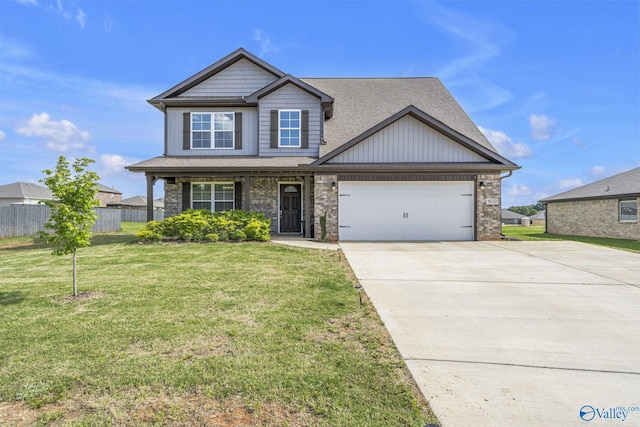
247,75,334,118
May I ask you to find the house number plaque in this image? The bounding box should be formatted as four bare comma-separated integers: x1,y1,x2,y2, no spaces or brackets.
485,198,499,205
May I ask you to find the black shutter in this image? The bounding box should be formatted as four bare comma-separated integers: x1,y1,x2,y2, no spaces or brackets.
301,110,309,148
234,181,242,210
234,112,242,150
270,110,278,148
183,112,191,150
182,182,191,211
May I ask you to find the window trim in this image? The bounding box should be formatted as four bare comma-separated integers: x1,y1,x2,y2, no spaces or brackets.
191,182,235,212
278,109,301,148
619,199,638,223
191,112,235,150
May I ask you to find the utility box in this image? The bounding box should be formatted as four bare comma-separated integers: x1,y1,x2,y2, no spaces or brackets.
521,217,531,227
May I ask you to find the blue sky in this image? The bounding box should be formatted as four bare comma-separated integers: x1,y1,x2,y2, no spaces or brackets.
1,0,638,207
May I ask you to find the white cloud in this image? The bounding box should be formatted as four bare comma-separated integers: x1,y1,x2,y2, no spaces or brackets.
589,166,606,177
253,29,278,57
104,15,113,32
99,154,127,175
14,0,37,5
529,114,556,141
558,178,583,190
76,8,86,29
0,130,6,140
479,127,533,158
16,112,92,152
508,184,531,197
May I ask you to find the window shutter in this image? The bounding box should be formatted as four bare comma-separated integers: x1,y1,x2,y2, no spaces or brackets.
234,112,242,150
182,182,191,211
183,113,191,150
301,110,309,148
234,181,242,210
270,110,278,148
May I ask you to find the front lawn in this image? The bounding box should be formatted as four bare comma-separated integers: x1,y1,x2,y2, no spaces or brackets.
0,230,437,426
502,225,640,253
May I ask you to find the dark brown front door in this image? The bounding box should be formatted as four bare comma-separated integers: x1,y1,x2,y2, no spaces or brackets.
280,184,301,233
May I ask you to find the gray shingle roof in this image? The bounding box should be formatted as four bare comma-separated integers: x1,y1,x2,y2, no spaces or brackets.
541,167,640,202
97,184,122,194
127,156,317,172
0,182,53,200
300,78,496,157
501,209,526,219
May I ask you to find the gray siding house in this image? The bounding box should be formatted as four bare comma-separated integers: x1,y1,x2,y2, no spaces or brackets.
127,48,519,241
541,167,639,240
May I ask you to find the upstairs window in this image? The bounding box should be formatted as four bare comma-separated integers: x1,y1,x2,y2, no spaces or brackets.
620,200,638,222
279,110,301,147
191,113,234,149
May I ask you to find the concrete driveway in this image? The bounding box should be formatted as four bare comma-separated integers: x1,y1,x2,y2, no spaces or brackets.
341,241,640,426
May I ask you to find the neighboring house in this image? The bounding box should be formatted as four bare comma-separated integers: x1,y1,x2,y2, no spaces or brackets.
0,182,54,207
501,209,527,225
530,210,546,226
0,182,121,208
108,196,164,211
541,167,639,240
96,184,123,207
126,48,519,241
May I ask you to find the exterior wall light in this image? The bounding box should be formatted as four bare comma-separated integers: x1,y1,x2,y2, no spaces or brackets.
331,181,337,191
479,181,486,189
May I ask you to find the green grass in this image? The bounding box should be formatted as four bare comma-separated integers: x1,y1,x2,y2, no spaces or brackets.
502,225,640,253
0,228,437,426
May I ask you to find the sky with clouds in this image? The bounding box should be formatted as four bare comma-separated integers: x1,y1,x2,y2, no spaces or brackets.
1,0,638,207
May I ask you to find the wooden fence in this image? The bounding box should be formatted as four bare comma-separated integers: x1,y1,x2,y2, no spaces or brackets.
120,209,164,222
0,205,121,238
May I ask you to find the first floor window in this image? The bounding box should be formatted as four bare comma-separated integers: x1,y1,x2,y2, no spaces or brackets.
279,110,300,147
192,183,234,211
192,113,234,149
620,200,638,222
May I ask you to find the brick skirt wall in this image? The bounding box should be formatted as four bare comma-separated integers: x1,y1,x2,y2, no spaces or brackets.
547,198,640,240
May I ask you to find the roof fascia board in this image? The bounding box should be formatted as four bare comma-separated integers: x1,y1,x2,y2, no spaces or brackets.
313,105,517,167
542,193,640,203
158,98,257,108
148,48,286,103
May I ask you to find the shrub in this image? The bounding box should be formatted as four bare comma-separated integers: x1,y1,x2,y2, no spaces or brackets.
136,209,271,243
136,229,162,243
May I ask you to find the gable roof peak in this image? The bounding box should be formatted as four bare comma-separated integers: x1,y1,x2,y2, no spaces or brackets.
148,47,286,107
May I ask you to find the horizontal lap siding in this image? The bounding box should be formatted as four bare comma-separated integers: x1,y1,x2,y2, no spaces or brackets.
166,107,258,155
259,84,321,156
327,116,488,163
180,58,278,97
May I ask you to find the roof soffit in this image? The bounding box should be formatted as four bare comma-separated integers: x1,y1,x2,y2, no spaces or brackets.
313,106,519,168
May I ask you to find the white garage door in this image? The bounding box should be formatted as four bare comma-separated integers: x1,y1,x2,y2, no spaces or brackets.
338,181,475,241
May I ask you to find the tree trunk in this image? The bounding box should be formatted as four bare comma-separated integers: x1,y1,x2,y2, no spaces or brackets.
73,250,77,296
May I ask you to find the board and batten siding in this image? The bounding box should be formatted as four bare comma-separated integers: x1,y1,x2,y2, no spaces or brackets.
327,115,489,164
258,84,322,157
166,107,258,156
180,58,278,97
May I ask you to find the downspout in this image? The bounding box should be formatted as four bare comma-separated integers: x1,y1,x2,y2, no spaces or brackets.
499,170,514,239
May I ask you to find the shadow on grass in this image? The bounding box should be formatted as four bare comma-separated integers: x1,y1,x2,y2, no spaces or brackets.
0,233,138,252
0,291,26,306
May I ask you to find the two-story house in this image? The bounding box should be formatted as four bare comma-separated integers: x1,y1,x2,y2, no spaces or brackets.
127,48,519,241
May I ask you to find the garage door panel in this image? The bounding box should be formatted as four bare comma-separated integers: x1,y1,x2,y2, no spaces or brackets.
338,181,474,241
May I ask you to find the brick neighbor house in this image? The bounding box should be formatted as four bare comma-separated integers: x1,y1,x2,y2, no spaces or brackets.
541,167,639,240
126,48,519,241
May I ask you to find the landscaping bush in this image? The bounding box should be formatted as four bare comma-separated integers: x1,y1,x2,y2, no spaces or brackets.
136,210,271,243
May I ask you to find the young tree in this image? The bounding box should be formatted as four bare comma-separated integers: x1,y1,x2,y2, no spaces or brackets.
40,156,100,296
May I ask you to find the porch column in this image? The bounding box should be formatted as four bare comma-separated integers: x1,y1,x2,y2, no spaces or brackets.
146,174,156,222
304,175,311,238
244,177,252,211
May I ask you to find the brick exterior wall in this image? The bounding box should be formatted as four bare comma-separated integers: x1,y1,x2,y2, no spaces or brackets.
97,191,121,207
547,197,640,240
313,174,338,241
476,173,502,240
